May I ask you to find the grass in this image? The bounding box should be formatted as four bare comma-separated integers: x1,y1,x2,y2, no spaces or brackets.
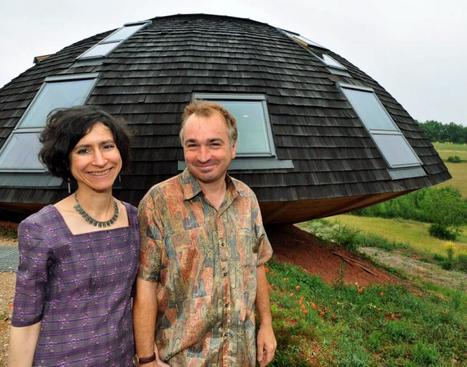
433,142,467,197
327,215,467,258
434,142,467,161
268,260,466,366
437,163,467,198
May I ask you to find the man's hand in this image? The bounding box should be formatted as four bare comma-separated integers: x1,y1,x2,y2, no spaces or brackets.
256,323,277,366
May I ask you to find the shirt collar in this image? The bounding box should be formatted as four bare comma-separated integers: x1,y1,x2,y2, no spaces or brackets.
180,168,241,201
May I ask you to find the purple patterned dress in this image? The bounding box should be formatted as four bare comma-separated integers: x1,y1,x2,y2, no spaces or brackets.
12,203,139,366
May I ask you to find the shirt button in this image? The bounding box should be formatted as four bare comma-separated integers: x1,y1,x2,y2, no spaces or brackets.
224,303,229,308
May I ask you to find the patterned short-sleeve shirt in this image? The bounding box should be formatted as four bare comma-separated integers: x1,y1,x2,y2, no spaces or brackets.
138,169,273,367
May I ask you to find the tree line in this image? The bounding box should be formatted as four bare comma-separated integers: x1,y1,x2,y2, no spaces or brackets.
418,120,467,144
354,187,467,240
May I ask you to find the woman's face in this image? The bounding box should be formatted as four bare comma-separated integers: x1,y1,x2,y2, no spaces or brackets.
69,122,122,193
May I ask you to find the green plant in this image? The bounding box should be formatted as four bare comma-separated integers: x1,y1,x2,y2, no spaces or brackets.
457,254,467,272
301,219,408,252
411,342,439,365
267,260,466,366
354,187,467,236
441,247,455,270
429,223,457,240
447,155,462,163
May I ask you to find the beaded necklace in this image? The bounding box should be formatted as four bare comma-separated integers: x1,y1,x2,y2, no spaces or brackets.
73,193,119,228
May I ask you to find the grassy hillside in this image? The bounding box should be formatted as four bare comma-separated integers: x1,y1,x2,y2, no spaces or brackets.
328,215,467,257
269,261,466,366
433,142,467,197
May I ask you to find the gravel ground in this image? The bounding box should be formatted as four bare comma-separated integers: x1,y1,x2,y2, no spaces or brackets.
358,247,467,291
0,229,17,366
0,272,15,366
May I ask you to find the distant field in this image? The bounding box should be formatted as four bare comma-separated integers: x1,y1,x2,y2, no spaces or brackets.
433,142,467,160
328,214,467,257
433,142,467,197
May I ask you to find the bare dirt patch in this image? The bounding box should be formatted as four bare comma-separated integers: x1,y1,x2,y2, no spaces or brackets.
359,247,467,291
268,224,400,286
0,272,15,366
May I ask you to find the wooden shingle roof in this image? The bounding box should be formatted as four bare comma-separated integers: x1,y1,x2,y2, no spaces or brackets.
0,14,450,222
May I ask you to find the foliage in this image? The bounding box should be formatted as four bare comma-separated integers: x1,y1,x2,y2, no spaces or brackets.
268,261,466,366
447,155,462,163
429,223,457,240
354,187,467,240
300,219,408,252
419,120,467,144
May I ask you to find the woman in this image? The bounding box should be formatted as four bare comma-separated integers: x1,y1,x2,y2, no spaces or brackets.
8,106,139,366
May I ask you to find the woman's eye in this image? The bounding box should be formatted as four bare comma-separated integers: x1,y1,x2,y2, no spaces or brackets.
103,143,116,150
76,148,90,155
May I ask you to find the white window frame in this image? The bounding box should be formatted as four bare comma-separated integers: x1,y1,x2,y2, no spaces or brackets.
339,83,423,169
0,73,98,172
192,93,277,158
77,21,149,60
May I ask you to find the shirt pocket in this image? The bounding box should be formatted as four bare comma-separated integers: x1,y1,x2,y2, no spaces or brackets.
236,230,258,315
163,228,207,299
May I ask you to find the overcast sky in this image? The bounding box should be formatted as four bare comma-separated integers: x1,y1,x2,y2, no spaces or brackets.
1,0,466,126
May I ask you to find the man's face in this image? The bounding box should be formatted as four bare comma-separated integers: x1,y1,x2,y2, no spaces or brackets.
182,111,237,186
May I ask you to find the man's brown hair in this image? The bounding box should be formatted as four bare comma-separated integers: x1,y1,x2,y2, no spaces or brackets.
180,100,238,146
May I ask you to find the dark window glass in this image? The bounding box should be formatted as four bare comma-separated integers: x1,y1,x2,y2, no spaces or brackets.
0,133,44,170
19,78,96,128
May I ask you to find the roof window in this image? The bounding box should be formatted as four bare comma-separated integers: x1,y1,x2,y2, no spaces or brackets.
340,84,425,177
77,21,148,60
0,74,98,173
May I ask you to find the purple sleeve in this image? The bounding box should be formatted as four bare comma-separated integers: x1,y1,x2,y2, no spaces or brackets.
11,220,50,327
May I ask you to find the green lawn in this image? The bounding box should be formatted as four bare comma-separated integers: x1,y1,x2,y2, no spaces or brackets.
433,142,467,197
436,162,467,197
269,260,466,366
433,142,467,161
328,214,467,257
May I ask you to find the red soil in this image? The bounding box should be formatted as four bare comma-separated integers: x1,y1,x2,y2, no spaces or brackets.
267,224,399,287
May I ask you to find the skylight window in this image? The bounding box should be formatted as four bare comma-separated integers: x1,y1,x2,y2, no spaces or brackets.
192,93,275,157
77,21,148,60
280,29,323,48
19,76,97,128
0,132,43,170
178,93,293,171
0,74,98,172
321,54,346,70
340,84,422,170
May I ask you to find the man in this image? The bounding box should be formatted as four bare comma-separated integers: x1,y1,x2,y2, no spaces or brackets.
133,100,276,366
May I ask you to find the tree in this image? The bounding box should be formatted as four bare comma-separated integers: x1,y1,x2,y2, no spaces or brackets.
420,187,467,239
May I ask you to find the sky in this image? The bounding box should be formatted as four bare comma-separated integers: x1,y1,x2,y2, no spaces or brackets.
1,0,466,126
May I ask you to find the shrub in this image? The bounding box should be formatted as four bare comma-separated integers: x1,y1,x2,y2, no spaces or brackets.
457,254,467,272
429,223,457,240
302,219,407,252
355,187,467,225
412,342,439,365
355,187,467,240
446,155,462,163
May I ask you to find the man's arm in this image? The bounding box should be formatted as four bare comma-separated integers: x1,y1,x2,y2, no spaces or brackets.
255,264,277,367
133,278,168,367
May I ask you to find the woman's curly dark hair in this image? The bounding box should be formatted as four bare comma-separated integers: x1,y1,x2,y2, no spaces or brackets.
39,106,131,180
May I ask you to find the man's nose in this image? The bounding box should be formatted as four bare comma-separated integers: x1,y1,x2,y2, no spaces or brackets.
198,145,211,162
